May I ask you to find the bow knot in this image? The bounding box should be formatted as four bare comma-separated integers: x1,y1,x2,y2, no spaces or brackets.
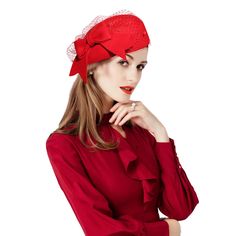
74,38,89,59
70,21,113,83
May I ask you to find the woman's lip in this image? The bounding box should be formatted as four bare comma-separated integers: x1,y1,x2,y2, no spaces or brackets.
120,87,133,94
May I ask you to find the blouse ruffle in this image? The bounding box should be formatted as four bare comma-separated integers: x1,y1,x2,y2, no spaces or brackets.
99,112,161,210
116,134,160,210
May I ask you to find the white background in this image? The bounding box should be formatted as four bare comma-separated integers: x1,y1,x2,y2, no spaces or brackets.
0,0,235,235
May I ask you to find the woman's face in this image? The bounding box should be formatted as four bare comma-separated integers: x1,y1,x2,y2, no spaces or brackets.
93,47,148,108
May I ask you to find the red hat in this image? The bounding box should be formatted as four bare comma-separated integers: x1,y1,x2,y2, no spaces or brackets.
66,10,151,84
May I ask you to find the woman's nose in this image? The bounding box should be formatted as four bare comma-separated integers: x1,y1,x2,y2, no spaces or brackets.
126,67,140,82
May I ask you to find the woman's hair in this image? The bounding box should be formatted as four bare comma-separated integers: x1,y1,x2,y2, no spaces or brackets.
53,59,133,151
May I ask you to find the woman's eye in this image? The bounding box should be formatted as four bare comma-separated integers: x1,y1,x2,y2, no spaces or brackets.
137,65,145,70
119,60,129,66
118,60,146,71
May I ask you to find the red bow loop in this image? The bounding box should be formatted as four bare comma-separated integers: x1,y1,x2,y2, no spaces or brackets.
86,22,112,47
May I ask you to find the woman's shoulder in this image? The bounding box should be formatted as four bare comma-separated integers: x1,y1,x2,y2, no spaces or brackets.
46,131,74,149
46,125,83,148
46,123,78,141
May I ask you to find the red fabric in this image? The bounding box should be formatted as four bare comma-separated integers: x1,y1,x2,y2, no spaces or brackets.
45,112,199,236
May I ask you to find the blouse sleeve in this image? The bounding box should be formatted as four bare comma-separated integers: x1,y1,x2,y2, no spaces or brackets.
45,133,170,236
142,129,199,221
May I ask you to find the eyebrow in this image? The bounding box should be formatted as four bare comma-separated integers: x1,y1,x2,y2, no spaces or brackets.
126,54,148,64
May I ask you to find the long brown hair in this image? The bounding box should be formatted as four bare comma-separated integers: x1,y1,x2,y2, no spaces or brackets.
52,60,133,151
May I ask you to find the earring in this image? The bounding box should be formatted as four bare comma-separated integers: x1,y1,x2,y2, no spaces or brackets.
88,71,94,77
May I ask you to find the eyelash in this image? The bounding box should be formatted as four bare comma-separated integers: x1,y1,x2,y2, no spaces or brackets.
118,60,146,71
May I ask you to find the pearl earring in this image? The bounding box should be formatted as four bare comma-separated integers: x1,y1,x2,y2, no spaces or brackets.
88,71,94,77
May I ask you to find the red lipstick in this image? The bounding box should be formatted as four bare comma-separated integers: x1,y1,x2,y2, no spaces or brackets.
119,86,134,95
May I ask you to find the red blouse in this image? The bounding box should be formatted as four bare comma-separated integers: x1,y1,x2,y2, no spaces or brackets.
46,112,199,236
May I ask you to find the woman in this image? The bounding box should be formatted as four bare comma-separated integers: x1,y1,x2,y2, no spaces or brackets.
46,10,199,236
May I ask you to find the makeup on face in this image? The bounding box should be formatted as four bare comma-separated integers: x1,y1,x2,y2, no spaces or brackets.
95,48,148,102
119,86,134,94
117,50,148,95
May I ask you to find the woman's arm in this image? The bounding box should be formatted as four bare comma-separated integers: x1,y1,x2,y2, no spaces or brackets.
141,127,199,220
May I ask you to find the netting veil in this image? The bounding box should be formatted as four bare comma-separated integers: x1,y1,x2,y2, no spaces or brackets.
66,9,135,62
